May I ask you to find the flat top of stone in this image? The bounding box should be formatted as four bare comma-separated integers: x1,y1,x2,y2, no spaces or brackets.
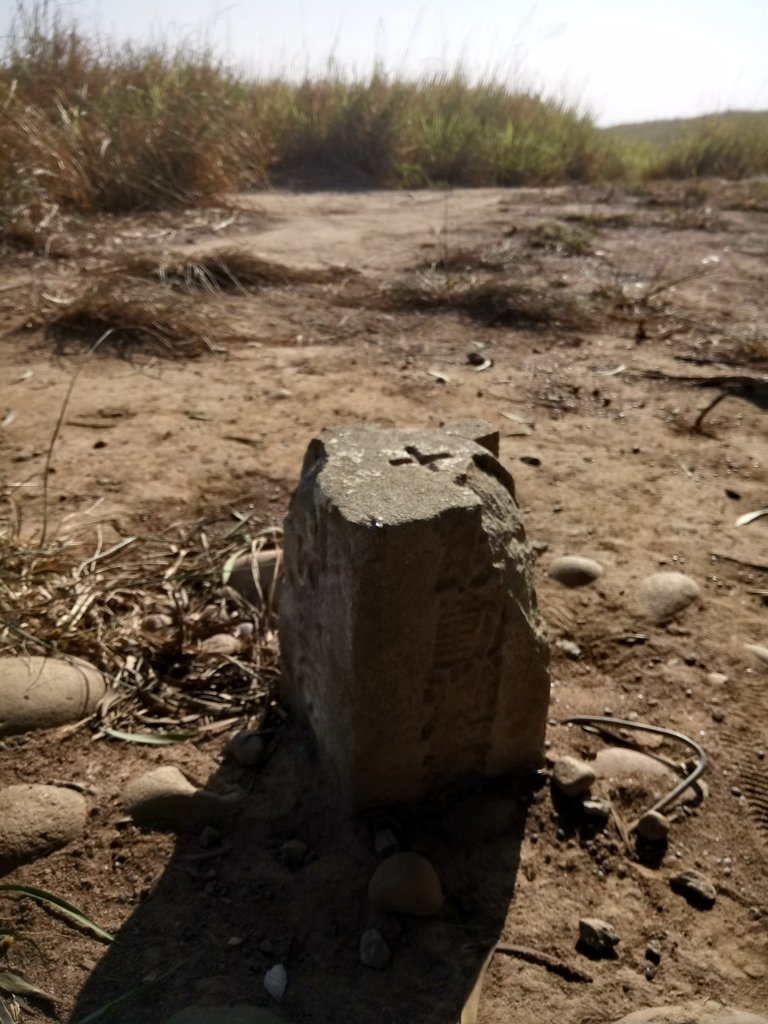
307,425,510,525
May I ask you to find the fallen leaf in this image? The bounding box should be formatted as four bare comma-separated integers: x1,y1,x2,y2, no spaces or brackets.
735,508,768,527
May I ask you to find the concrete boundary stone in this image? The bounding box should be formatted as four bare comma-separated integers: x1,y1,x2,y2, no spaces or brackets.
279,423,550,808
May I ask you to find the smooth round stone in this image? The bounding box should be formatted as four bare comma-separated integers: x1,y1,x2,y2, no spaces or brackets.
226,730,265,767
368,852,443,916
123,766,243,827
593,747,707,806
224,549,283,610
548,556,604,588
640,572,700,624
0,784,87,870
552,756,595,797
165,1006,283,1024
612,1003,768,1024
0,656,106,736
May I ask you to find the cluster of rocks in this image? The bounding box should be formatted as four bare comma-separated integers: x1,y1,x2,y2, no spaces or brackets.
547,554,702,626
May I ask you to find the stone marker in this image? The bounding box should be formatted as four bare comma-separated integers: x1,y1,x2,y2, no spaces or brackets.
0,656,106,735
279,423,550,808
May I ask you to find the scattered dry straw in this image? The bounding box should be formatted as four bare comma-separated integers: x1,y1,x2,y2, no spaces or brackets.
0,511,283,736
357,273,594,330
45,278,229,358
115,248,358,293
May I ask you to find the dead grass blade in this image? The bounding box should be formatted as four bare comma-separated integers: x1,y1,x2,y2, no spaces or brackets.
0,885,114,943
117,248,357,293
356,274,594,330
44,279,228,359
0,970,55,1005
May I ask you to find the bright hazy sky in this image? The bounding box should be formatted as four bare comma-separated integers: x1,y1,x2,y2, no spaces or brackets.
3,0,767,125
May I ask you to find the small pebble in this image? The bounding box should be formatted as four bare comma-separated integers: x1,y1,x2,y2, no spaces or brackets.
359,928,391,969
582,799,611,826
645,941,662,965
669,869,716,909
556,639,582,660
226,731,265,768
552,756,595,797
548,556,604,588
578,917,620,955
635,810,670,842
731,786,743,798
264,964,287,1002
368,852,443,916
374,829,399,858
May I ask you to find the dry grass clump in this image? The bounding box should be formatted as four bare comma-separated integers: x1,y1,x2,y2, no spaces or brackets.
526,220,593,256
116,248,356,293
45,278,228,358
361,273,594,330
0,511,282,733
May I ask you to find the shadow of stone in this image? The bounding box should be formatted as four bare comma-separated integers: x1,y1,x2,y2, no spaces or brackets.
70,718,529,1024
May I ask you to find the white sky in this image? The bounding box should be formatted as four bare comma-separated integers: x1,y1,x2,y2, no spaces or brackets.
3,0,767,125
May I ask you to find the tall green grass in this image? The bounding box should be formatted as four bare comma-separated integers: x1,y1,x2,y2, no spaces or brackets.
1,1,767,220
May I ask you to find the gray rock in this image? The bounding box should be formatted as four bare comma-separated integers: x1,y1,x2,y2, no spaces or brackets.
640,572,700,624
263,964,287,1002
552,756,595,797
123,766,243,827
548,556,603,588
670,869,716,909
359,928,391,969
165,1006,283,1024
645,941,662,965
279,424,550,809
224,549,283,611
636,810,670,841
368,852,443,916
226,730,265,767
612,1003,768,1024
0,656,106,736
0,784,87,870
578,917,619,954
582,798,611,825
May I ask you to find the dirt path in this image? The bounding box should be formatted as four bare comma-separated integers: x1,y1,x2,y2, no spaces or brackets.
0,183,767,1023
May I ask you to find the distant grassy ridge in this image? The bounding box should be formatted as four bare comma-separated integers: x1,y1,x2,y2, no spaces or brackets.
2,2,768,218
608,110,768,179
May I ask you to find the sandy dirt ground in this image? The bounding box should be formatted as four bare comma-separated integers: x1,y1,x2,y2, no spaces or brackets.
0,183,767,1024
